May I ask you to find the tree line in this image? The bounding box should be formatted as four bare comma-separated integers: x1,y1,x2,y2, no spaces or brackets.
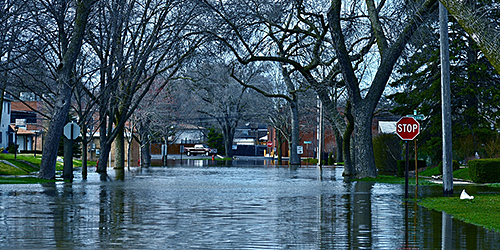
1,0,498,180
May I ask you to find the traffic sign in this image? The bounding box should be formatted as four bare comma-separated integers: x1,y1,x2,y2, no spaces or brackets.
396,117,420,140
267,141,273,148
63,122,81,140
297,146,303,154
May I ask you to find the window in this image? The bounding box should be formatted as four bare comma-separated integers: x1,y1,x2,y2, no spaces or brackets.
0,132,2,144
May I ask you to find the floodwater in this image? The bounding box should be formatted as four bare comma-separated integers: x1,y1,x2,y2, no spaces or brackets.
1,159,500,249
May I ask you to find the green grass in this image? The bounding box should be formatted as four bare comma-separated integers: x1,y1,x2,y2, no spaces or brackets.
0,162,30,175
420,194,500,232
0,177,56,184
419,166,471,181
0,154,96,184
419,166,440,177
453,168,470,180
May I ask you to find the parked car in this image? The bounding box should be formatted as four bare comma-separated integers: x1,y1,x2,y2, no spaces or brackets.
183,144,217,156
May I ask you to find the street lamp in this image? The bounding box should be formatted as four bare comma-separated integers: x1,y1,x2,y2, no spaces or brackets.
14,125,19,159
34,130,40,158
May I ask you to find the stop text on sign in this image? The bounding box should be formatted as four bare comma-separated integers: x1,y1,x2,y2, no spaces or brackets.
397,123,419,133
395,117,420,140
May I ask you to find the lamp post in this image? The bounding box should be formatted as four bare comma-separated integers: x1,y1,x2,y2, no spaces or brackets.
14,125,19,159
34,130,40,158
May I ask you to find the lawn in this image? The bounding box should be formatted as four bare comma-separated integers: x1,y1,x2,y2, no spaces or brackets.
0,153,96,184
420,194,500,232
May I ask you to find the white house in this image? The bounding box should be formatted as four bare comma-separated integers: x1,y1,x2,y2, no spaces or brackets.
169,124,207,144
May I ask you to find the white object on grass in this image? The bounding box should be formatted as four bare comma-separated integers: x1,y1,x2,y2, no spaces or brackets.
460,189,474,200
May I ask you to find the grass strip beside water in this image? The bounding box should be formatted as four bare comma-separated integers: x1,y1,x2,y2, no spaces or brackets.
0,177,56,184
420,195,500,232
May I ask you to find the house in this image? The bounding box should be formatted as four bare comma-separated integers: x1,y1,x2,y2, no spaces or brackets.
233,123,268,145
10,101,45,152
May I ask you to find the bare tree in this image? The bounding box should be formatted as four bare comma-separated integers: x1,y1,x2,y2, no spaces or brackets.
439,0,500,73
37,0,97,180
196,0,439,177
85,0,202,179
186,61,267,157
0,0,27,124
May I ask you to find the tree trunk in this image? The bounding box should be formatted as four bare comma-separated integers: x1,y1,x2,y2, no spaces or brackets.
342,102,355,176
333,128,343,163
141,140,151,168
81,136,88,180
222,124,234,158
97,108,108,173
277,131,282,165
97,142,111,181
289,99,301,166
114,126,125,170
39,85,71,179
352,107,378,178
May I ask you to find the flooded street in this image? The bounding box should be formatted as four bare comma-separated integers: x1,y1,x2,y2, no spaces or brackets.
1,160,500,249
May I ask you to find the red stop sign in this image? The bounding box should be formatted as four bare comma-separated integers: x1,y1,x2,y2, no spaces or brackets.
396,117,420,140
267,141,273,148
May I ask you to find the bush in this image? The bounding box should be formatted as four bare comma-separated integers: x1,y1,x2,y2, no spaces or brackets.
468,159,500,183
397,160,427,177
373,134,401,175
7,144,17,154
328,152,335,165
438,160,460,175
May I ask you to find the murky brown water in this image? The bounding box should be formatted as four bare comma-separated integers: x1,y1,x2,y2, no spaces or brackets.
0,160,499,249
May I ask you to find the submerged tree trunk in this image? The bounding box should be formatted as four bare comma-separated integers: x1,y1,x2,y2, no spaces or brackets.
97,141,111,181
333,128,343,163
39,86,71,179
342,102,355,176
352,106,378,178
221,124,235,158
141,140,151,168
289,99,301,166
114,126,125,170
277,131,282,165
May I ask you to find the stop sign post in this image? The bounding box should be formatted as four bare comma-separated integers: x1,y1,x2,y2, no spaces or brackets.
396,116,421,200
63,122,80,181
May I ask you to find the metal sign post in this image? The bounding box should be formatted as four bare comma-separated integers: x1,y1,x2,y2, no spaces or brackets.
63,122,81,181
396,117,421,200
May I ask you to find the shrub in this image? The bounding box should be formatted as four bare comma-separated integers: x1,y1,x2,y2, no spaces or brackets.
468,159,500,183
438,160,460,175
7,144,17,154
328,152,335,165
397,160,427,177
373,133,401,175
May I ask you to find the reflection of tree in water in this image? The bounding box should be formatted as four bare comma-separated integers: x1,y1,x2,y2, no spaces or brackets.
41,183,88,249
98,184,126,245
352,181,373,247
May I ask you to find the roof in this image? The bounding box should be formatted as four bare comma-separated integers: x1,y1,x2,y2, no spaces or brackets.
9,125,36,135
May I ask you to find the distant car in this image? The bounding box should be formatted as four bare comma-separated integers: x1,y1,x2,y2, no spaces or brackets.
183,144,217,156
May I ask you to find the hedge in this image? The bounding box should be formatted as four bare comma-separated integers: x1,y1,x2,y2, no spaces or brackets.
396,160,427,177
468,158,500,183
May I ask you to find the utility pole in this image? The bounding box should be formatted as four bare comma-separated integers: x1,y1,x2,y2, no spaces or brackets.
317,99,324,168
440,2,453,196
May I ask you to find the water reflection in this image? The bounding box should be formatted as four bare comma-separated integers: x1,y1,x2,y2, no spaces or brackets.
0,163,499,249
